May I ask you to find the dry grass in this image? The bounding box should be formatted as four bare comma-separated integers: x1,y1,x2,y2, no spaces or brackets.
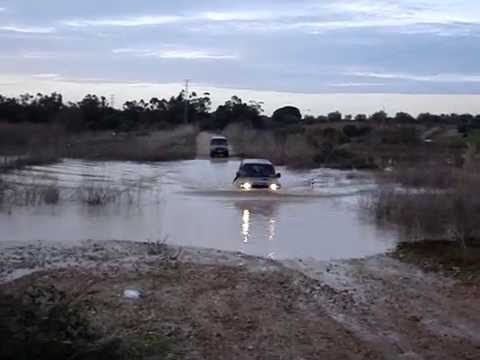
0,182,61,207
76,183,145,207
381,166,464,189
0,179,150,208
369,169,480,251
224,124,284,162
224,123,376,169
368,189,451,240
224,124,326,167
0,124,198,174
0,123,58,150
0,123,62,173
64,125,198,162
0,122,64,155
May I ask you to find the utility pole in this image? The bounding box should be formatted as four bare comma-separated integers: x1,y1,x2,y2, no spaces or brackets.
184,79,190,124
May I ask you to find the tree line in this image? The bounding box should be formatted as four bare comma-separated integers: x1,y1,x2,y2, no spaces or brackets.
1,92,479,134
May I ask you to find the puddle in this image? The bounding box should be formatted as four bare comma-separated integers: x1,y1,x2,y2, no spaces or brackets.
0,159,398,260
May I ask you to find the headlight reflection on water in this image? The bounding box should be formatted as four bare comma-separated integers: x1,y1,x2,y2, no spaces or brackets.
268,219,276,241
242,209,250,243
241,208,277,246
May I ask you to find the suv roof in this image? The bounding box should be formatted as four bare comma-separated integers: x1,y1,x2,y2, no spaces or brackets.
241,159,274,166
211,136,227,140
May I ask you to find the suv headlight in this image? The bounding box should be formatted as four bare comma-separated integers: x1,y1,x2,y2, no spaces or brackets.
241,182,252,190
269,184,279,191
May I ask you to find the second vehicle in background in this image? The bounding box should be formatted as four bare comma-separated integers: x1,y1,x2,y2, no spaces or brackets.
209,136,230,158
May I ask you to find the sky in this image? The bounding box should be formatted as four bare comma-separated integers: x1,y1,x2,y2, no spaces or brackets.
1,0,480,115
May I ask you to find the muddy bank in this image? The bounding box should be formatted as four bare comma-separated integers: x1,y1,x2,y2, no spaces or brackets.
1,241,378,360
1,240,479,359
391,241,480,283
285,255,480,359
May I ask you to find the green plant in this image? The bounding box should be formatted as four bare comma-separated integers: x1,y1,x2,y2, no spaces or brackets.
0,282,97,360
467,129,480,149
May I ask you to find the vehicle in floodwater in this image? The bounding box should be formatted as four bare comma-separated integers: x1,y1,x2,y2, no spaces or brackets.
234,159,282,191
209,136,230,158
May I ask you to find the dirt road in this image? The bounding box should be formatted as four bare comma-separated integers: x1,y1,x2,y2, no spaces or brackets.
285,257,480,359
1,241,479,359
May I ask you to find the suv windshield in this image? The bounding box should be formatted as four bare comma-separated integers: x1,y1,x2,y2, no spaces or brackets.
211,139,228,146
241,164,275,178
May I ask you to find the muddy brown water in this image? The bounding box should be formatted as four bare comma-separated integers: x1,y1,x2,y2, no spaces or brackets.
0,159,398,260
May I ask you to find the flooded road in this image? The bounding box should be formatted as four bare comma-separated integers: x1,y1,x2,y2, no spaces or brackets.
0,159,397,260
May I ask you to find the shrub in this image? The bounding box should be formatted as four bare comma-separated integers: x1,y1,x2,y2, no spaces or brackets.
369,171,480,251
0,123,65,152
0,282,132,360
327,111,342,122
380,126,421,145
343,124,359,137
322,127,349,145
369,190,450,240
388,166,458,189
272,106,302,126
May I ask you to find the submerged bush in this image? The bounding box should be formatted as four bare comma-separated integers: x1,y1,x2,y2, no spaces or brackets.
370,190,450,240
43,186,60,204
369,172,480,251
0,182,62,207
387,166,459,189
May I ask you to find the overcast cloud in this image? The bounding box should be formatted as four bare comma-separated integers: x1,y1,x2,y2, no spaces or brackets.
1,0,480,114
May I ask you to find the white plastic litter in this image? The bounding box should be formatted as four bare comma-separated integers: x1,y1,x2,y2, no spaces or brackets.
123,289,143,299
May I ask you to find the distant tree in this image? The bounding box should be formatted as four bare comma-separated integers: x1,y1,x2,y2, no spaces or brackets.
370,111,388,123
327,111,342,122
122,100,144,129
248,100,264,115
3,90,479,135
473,115,480,129
189,92,212,121
316,115,328,123
354,114,367,122
148,97,167,112
458,113,474,125
272,106,302,125
417,112,436,124
394,112,415,124
77,94,111,129
209,96,262,130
